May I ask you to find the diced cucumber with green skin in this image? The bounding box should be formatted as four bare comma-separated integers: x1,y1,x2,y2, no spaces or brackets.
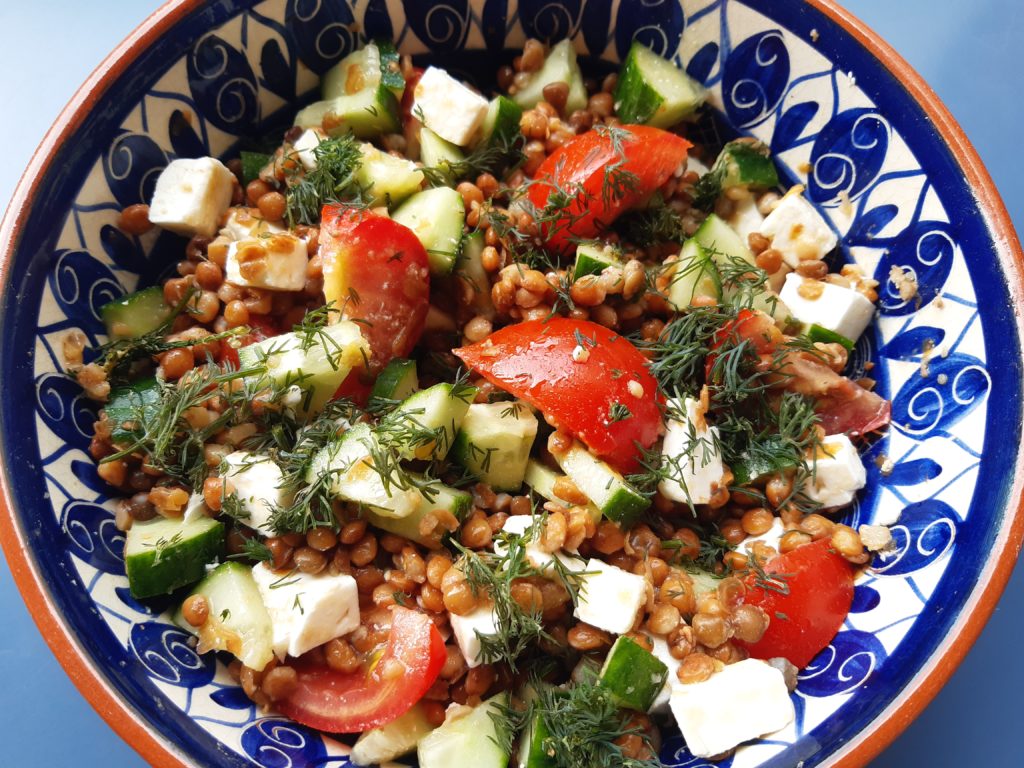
391,187,465,275
363,480,472,546
805,322,855,351
321,42,405,101
553,441,650,527
104,377,162,445
351,702,435,766
513,40,587,114
419,126,466,182
124,516,224,599
294,85,400,139
451,401,538,492
239,151,272,186
573,242,623,281
731,442,801,487
518,708,558,768
369,358,419,405
523,459,602,522
236,320,369,416
100,286,171,340
667,238,722,310
418,694,510,768
693,213,755,267
598,635,669,711
693,140,778,210
383,382,477,460
309,423,423,519
476,95,524,148
455,232,496,321
354,143,424,207
174,562,274,672
614,40,706,128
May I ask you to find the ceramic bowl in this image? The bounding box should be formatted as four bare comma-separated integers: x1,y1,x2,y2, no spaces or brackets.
2,1,1022,766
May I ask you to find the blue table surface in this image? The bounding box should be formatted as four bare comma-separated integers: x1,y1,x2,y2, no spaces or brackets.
1,1,1021,766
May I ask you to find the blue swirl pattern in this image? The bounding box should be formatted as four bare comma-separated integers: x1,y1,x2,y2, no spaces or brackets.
722,30,790,128
187,34,261,134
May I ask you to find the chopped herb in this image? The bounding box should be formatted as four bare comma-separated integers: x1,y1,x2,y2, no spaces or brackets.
285,134,365,226
608,401,632,423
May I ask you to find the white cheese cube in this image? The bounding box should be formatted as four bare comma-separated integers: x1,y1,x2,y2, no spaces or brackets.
221,207,284,241
221,451,292,534
252,563,360,660
758,191,837,269
148,157,235,238
412,66,489,146
648,636,682,714
574,558,646,635
779,273,875,342
225,232,309,292
659,397,725,506
181,492,209,525
727,195,765,243
669,659,794,758
803,434,867,508
449,604,499,668
497,515,588,567
292,128,326,171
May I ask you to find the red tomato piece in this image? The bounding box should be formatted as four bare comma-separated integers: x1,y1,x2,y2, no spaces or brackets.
527,125,692,253
737,539,855,668
319,205,430,376
454,318,661,474
704,308,782,381
401,66,425,121
217,315,279,368
279,607,445,733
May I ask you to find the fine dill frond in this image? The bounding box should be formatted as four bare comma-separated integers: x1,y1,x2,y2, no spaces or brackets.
613,202,687,248
420,132,526,187
285,134,365,227
228,537,273,563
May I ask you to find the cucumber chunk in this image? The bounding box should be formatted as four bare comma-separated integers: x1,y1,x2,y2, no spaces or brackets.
694,139,779,211
351,703,435,766
598,635,669,711
553,441,650,527
175,562,274,672
667,238,722,310
451,401,539,491
614,41,706,128
100,286,171,340
476,95,524,148
364,480,472,547
294,84,400,139
104,377,162,445
573,242,623,281
382,382,477,460
391,187,466,275
418,694,510,768
513,40,587,114
369,358,419,406
354,143,424,207
321,41,404,101
805,322,855,351
523,459,602,522
239,151,272,185
419,126,466,183
455,232,496,321
518,707,558,768
693,213,755,267
124,515,224,599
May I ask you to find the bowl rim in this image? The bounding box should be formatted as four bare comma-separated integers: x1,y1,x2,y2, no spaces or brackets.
1,1,1022,766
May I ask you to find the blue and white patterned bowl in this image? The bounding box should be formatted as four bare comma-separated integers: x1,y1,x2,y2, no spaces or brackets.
2,1,1023,767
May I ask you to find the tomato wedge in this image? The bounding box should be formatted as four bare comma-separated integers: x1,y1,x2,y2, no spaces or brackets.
737,539,855,668
217,315,279,368
319,205,430,376
279,607,445,733
454,318,661,474
527,125,692,253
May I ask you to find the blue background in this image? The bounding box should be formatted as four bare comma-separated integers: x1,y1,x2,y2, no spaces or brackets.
0,1,1021,766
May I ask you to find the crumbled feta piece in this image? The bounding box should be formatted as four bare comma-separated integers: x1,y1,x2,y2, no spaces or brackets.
220,451,291,534
727,195,765,243
758,191,837,269
148,157,235,238
225,232,309,292
449,604,499,668
181,492,209,525
859,523,895,553
648,636,683,714
574,558,646,635
412,66,489,146
779,273,875,342
669,659,794,758
803,434,867,508
659,396,725,506
221,207,284,241
252,563,360,659
292,128,326,171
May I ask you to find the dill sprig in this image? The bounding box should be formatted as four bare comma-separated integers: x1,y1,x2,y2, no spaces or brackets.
613,202,687,248
420,132,525,187
285,134,365,227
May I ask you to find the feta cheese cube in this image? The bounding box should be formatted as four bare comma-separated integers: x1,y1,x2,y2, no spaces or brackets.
225,232,309,292
148,157,235,238
758,191,837,269
648,636,682,714
574,558,646,635
292,128,326,171
803,434,867,508
412,66,489,146
181,492,209,525
659,396,725,506
221,207,284,241
669,658,794,758
220,451,292,534
779,273,875,342
727,196,765,244
252,563,360,659
498,515,587,566
449,604,499,668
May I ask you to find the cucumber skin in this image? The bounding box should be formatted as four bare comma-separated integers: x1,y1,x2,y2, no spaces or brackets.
598,635,669,711
391,187,465,276
125,518,224,599
806,323,855,351
364,486,471,547
296,86,400,139
572,243,622,281
104,378,162,445
614,41,705,128
370,358,419,404
100,286,171,340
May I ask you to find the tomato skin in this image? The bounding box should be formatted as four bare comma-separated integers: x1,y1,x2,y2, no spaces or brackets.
279,607,446,733
527,125,692,253
454,318,661,474
704,309,781,381
401,67,425,121
217,315,279,368
737,539,855,669
319,206,430,376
